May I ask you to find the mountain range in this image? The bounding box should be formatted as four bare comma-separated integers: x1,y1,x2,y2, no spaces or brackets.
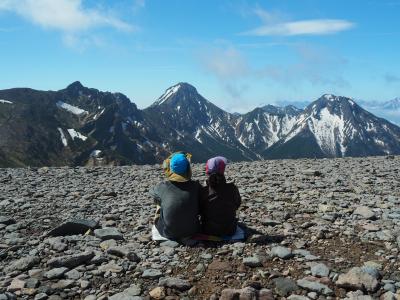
0,81,400,167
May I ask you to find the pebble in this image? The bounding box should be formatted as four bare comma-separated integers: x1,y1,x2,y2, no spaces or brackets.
270,246,293,259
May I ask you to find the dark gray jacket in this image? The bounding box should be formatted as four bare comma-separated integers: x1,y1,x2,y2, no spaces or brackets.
149,180,201,240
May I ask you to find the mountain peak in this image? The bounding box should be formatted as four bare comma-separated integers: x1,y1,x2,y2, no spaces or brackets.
153,82,198,106
315,94,357,107
321,94,338,101
383,97,400,109
66,81,84,90
261,104,302,116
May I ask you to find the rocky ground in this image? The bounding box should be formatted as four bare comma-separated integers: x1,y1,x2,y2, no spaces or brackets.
1,156,400,300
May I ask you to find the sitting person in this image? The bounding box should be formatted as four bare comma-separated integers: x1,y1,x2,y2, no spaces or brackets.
149,152,202,240
200,156,241,236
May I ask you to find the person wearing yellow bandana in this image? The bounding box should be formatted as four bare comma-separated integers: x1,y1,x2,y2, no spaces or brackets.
149,152,202,240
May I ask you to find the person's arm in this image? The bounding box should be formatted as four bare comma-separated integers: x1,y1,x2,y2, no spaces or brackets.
198,181,206,211
149,183,162,205
233,185,241,209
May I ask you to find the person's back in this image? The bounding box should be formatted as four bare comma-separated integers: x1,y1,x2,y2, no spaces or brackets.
200,156,241,236
151,180,201,239
149,152,201,240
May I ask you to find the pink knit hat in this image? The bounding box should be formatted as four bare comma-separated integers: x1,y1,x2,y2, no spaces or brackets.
205,156,227,175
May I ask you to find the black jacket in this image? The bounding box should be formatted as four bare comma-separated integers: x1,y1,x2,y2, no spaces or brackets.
149,180,201,240
200,181,241,236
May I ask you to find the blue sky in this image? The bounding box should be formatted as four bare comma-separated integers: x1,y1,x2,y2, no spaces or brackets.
0,0,399,113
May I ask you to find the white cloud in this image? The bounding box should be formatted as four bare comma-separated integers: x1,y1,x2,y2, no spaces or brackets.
200,47,250,80
0,0,134,48
198,44,350,99
243,8,354,36
246,19,354,36
199,47,251,99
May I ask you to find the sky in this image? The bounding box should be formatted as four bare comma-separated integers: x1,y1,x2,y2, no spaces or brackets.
0,0,400,113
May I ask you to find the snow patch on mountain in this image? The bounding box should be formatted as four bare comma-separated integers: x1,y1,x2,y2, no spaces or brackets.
90,150,102,157
195,128,202,143
155,84,181,105
0,99,12,104
93,108,105,120
57,101,88,115
67,129,87,141
308,107,346,156
57,128,68,146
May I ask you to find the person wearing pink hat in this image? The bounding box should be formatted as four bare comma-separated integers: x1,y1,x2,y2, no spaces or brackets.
200,156,241,236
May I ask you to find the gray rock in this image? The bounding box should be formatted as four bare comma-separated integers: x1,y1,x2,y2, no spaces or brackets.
273,277,299,297
360,266,381,279
4,255,40,273
345,291,374,300
51,279,75,289
47,219,99,236
158,277,192,291
380,291,398,300
258,289,274,299
0,216,16,225
261,218,281,226
123,284,142,296
287,296,310,300
47,251,94,268
311,263,330,277
94,227,124,241
243,256,263,268
0,294,8,300
270,246,293,259
65,269,81,280
160,240,179,248
44,267,69,279
25,278,40,288
107,246,140,262
109,292,143,300
336,267,380,292
238,287,258,299
297,279,333,295
141,269,163,279
34,293,48,300
220,289,240,300
353,206,376,220
383,283,396,293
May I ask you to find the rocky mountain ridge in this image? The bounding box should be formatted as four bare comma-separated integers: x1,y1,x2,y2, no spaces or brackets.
1,82,400,167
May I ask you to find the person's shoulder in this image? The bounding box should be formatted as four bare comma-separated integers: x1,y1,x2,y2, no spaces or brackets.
187,179,202,185
153,180,170,190
226,181,238,188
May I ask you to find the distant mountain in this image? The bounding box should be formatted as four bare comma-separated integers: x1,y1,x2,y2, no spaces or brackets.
1,83,400,167
261,104,302,116
234,105,301,153
0,82,166,167
144,83,259,162
382,97,400,110
358,97,400,125
264,94,400,159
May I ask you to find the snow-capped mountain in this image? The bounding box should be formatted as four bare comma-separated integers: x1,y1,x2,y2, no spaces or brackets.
356,97,400,126
1,83,400,167
264,94,400,159
261,104,302,116
382,97,400,110
0,82,168,167
144,83,259,162
234,106,301,152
